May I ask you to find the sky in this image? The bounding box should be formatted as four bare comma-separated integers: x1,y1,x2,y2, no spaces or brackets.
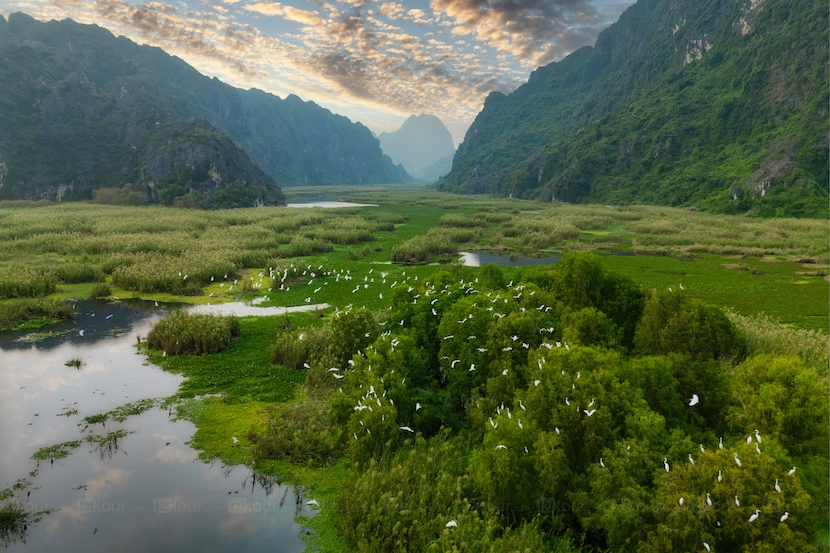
0,0,632,146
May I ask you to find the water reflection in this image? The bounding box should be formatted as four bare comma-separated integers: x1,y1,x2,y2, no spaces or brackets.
0,299,310,552
286,200,377,208
459,251,563,267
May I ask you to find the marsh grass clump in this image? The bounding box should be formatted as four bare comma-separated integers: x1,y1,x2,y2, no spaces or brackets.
0,501,27,537
0,298,73,331
65,357,84,369
89,283,111,299
726,311,829,371
50,263,105,284
147,311,240,355
391,227,477,262
440,213,484,228
0,268,57,299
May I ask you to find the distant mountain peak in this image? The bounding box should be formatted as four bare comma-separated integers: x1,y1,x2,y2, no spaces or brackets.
378,114,455,182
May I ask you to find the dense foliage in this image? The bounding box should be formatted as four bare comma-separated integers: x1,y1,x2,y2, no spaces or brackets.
439,0,828,218
257,254,828,552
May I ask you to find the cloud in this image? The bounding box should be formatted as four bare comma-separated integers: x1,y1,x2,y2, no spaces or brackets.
13,0,628,144
430,0,609,67
246,1,325,25
378,2,404,19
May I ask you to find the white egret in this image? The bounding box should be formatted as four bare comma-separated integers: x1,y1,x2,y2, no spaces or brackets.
600,458,605,468
734,496,740,507
734,453,742,467
664,458,670,472
679,497,684,505
706,493,712,506
519,400,526,411
584,409,596,417
755,443,761,454
495,444,507,450
689,454,695,465
717,470,723,482
719,437,724,450
780,511,789,522
755,429,761,443
415,403,421,411
700,444,705,453
748,509,760,522
232,436,238,444
534,380,541,386
703,542,711,552
399,426,414,433
788,466,796,476
746,435,753,444
774,479,781,493
688,394,699,406
78,329,84,337
445,520,457,528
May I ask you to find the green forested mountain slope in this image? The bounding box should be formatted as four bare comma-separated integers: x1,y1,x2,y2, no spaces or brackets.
438,0,828,217
0,13,409,206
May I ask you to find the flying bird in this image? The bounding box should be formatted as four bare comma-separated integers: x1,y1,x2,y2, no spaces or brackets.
688,394,699,406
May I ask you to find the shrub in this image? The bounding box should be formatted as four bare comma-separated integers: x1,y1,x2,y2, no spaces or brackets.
147,311,240,355
330,308,376,365
89,284,111,299
634,290,746,361
270,326,332,370
251,399,342,465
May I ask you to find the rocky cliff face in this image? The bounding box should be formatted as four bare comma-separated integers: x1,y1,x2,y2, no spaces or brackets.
439,0,828,217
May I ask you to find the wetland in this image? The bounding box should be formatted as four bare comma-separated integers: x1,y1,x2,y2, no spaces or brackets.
0,188,827,552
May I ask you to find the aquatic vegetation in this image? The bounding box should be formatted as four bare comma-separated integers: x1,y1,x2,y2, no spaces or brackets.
31,440,82,460
147,311,241,355
64,357,84,369
0,298,74,331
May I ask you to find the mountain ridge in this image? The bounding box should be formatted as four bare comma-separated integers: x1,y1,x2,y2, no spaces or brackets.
0,13,410,206
438,0,828,217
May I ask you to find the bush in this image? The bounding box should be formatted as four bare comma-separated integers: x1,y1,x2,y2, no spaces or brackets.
634,290,746,361
89,283,111,299
251,399,342,465
270,326,332,370
147,311,240,355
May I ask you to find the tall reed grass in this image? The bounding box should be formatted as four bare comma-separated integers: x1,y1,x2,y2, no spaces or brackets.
147,311,240,355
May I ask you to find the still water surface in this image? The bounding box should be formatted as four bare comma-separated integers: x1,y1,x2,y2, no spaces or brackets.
0,300,313,552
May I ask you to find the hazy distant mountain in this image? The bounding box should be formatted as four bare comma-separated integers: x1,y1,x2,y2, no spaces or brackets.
379,115,456,181
0,13,411,206
438,0,827,217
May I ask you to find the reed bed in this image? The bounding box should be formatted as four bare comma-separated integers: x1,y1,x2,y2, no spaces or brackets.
147,311,240,355
0,268,57,299
0,298,74,330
